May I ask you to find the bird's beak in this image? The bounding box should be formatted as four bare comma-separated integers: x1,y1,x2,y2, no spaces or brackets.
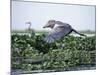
43,25,49,28
43,26,47,28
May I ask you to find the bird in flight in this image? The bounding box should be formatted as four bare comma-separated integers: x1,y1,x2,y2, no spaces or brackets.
43,20,86,43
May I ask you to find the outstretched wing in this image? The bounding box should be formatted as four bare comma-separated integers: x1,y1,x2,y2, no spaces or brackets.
43,25,72,43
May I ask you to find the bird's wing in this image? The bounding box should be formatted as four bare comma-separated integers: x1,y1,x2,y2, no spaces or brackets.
43,25,72,43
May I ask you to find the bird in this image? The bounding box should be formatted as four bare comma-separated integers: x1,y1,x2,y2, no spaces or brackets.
25,22,35,36
43,20,86,43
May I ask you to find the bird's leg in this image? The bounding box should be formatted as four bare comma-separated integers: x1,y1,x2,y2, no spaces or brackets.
72,29,87,37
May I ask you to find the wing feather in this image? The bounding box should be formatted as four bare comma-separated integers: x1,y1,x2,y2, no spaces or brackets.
43,25,72,43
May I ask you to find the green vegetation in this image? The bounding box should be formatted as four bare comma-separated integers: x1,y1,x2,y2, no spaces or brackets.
11,33,96,72
12,30,95,34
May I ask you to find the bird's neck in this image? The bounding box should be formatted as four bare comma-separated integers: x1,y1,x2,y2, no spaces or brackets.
28,24,31,30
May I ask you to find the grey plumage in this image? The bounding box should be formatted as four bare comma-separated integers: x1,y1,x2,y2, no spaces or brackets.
43,20,86,43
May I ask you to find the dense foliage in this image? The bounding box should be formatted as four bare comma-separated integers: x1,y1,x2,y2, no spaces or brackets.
11,33,96,72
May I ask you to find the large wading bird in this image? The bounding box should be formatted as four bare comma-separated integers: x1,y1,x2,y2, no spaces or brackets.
43,20,86,43
25,22,35,36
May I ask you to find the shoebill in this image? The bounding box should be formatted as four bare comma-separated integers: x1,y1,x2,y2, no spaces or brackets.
43,20,86,43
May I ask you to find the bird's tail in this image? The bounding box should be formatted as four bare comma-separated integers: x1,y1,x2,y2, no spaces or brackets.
72,29,87,37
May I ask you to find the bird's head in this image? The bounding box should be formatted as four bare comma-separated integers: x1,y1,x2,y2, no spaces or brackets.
43,20,56,29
